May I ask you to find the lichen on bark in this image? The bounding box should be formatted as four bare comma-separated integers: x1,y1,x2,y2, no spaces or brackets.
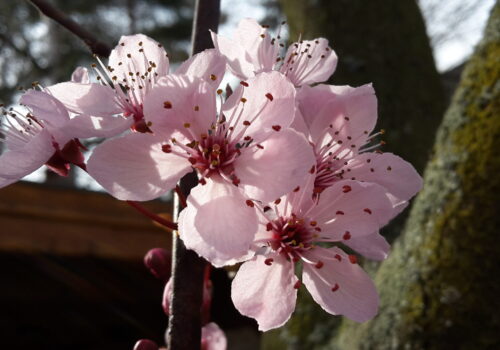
335,2,500,349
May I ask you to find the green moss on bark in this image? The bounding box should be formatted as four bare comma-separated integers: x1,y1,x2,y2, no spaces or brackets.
262,1,446,349
335,3,500,349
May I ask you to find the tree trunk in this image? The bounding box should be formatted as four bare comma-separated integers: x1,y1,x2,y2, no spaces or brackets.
263,1,445,348
336,2,500,349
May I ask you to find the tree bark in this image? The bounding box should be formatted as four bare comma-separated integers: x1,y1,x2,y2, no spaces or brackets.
336,2,500,349
262,1,446,349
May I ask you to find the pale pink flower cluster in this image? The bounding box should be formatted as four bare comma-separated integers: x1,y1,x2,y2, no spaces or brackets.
0,18,422,332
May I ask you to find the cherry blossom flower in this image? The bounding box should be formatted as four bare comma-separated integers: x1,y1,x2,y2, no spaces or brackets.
47,34,225,135
231,178,396,331
211,18,337,87
0,89,86,188
296,83,423,213
87,71,315,266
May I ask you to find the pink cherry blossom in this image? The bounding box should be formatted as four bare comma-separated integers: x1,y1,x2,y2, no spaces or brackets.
0,89,86,187
296,83,423,212
212,18,337,87
87,71,315,266
47,34,225,136
232,179,396,331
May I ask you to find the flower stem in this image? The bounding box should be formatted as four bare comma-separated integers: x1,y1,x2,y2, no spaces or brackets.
125,200,178,231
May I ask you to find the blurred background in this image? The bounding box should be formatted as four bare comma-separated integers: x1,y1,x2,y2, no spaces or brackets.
0,0,497,349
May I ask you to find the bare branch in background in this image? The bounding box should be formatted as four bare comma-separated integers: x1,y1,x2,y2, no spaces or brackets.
0,32,46,72
26,0,111,57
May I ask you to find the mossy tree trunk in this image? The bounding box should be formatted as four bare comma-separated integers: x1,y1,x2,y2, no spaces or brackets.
336,2,500,349
263,1,445,348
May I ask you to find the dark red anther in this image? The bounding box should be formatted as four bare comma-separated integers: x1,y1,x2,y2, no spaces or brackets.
309,165,316,174
349,255,357,264
243,120,251,126
272,125,281,131
264,258,274,266
161,144,172,153
343,231,351,240
334,254,342,262
240,81,249,87
364,208,372,215
336,210,345,215
265,93,274,101
293,186,300,192
231,176,241,186
163,101,172,109
266,222,273,231
256,144,264,149
294,280,302,289
245,200,254,208
199,178,207,185
342,185,352,193
310,221,317,227
315,261,324,269
331,283,339,292
314,227,322,232
244,136,252,141
274,198,281,205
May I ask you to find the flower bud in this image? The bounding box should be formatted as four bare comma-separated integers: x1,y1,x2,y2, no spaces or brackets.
144,248,171,281
133,339,158,350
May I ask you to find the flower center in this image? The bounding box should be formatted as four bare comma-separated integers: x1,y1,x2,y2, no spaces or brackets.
268,215,314,261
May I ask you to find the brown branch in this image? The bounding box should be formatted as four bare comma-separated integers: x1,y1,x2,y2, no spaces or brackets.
26,0,111,57
167,2,221,350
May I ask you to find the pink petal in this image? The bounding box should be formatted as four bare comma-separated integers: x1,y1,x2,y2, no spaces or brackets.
298,84,378,145
340,152,423,206
20,90,69,127
211,30,255,80
109,34,169,80
222,71,296,144
279,38,337,86
178,177,258,267
175,49,226,87
143,75,216,138
231,253,298,331
235,128,315,203
344,231,390,261
71,67,89,83
302,247,379,322
87,133,191,201
64,114,133,139
201,322,227,350
233,18,277,74
313,180,394,240
0,129,54,180
162,278,173,315
46,82,122,116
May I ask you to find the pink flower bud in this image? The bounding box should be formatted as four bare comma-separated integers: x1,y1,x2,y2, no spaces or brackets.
133,339,158,350
144,248,171,281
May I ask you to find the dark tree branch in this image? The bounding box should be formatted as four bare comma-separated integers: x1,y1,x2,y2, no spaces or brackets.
26,0,111,57
167,1,220,349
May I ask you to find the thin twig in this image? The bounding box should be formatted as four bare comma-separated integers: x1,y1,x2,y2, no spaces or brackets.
174,185,188,209
26,0,112,57
126,200,178,231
